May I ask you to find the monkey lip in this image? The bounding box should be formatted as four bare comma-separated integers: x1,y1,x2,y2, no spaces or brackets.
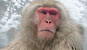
40,29,54,33
38,29,55,40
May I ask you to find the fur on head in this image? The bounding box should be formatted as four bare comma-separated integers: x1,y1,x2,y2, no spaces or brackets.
17,0,83,50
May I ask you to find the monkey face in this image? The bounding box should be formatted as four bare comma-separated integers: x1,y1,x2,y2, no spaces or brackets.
34,7,60,40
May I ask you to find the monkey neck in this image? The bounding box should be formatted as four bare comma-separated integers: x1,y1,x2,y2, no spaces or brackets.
19,35,56,50
30,38,55,50
17,31,81,50
22,37,68,50
22,36,62,50
18,29,78,50
34,40,53,50
19,30,56,48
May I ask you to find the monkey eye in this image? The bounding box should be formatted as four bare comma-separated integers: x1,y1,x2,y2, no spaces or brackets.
41,10,47,14
49,11,57,15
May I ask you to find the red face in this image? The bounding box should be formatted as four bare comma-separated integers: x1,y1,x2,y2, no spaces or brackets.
35,7,60,40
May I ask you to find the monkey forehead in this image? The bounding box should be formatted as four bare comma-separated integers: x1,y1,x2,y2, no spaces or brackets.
36,7,59,12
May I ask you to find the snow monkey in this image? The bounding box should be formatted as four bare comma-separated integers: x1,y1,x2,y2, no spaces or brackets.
2,0,83,50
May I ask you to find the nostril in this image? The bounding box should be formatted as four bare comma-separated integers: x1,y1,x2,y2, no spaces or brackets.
45,21,48,23
49,22,51,24
45,20,52,24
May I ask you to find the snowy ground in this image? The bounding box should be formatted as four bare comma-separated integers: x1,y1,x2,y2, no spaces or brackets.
0,0,87,49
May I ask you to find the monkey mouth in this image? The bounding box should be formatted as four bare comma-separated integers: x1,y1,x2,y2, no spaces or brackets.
40,29,54,33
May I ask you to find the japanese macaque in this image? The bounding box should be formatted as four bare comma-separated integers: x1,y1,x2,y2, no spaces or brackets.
2,0,83,50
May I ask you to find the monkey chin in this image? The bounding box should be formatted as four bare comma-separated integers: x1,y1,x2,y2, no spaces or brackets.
38,31,55,40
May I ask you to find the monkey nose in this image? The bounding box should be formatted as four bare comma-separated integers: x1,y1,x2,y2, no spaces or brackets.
45,20,52,24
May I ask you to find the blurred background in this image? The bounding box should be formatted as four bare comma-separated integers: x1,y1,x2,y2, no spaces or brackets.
0,0,87,49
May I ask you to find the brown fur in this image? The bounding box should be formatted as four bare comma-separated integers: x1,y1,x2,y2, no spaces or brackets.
2,0,83,50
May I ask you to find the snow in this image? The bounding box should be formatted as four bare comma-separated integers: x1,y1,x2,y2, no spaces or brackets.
59,0,87,27
1,13,21,32
3,0,8,2
59,0,83,21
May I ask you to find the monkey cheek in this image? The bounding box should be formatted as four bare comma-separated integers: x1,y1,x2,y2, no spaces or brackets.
38,31,54,40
